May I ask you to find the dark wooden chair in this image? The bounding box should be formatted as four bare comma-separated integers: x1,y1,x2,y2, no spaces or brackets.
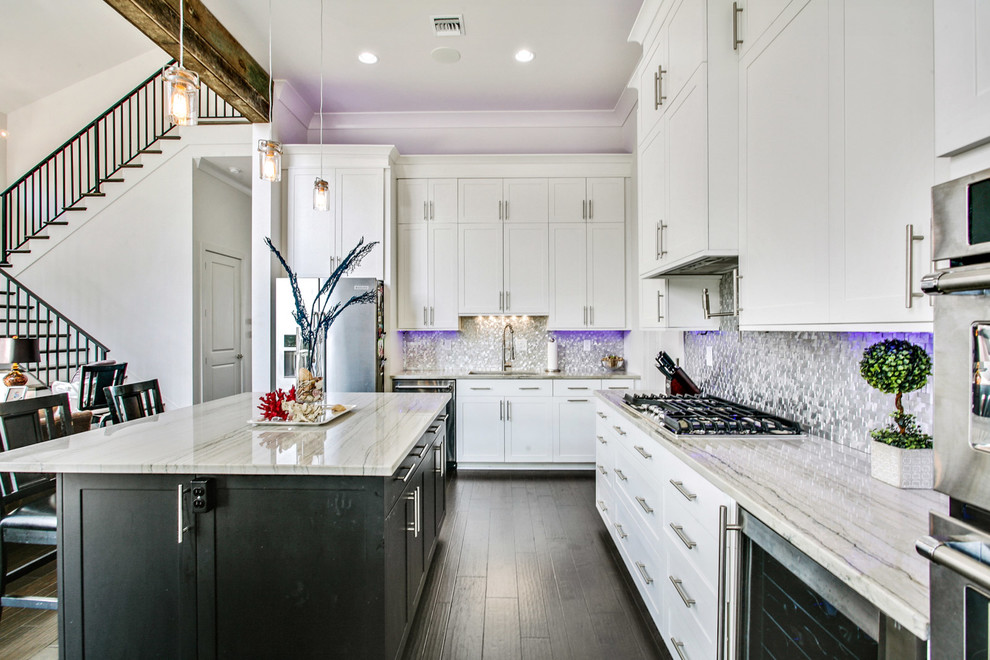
78,363,127,426
0,393,73,619
104,379,164,424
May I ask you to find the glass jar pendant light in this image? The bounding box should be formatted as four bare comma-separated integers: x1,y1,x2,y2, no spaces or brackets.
259,0,282,182
163,0,199,126
313,0,329,210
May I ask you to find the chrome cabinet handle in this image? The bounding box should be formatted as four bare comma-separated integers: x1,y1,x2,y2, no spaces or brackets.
423,306,428,325
657,66,667,106
597,435,607,444
470,387,492,390
670,523,697,549
506,400,511,421
733,2,744,50
905,224,924,308
670,479,697,501
635,561,654,585
415,486,421,536
568,387,589,390
498,199,502,220
670,637,689,660
405,490,416,533
584,306,588,326
597,411,608,419
396,465,415,483
499,400,504,420
633,445,651,459
635,496,654,514
614,468,628,482
519,387,541,390
430,307,434,325
657,290,664,321
430,200,434,220
614,523,628,539
597,499,607,512
703,268,742,319
588,199,593,219
567,399,589,403
505,200,509,220
669,576,695,608
653,69,661,110
424,200,428,220
434,442,444,475
658,221,668,258
500,290,504,311
607,386,629,390
506,290,510,310
613,425,627,436
597,464,608,476
177,484,185,544
583,199,587,220
590,306,594,326
717,505,743,660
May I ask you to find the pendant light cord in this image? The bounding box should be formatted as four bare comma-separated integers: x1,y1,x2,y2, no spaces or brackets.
268,0,274,128
179,0,184,67
319,0,324,178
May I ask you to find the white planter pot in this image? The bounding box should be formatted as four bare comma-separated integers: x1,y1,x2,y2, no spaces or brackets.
870,439,934,489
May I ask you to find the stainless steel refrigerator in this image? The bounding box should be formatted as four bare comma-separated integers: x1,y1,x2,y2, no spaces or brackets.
275,277,384,393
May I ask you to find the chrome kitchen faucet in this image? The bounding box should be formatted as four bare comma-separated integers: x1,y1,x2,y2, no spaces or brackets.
503,323,515,371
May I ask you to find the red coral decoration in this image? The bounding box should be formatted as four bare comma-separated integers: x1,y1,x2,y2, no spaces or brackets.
257,387,297,421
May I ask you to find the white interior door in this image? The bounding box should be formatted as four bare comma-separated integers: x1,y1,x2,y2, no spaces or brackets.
203,250,243,401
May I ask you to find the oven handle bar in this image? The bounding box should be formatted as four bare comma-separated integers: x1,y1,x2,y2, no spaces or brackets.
921,267,990,295
917,535,990,592
717,505,742,660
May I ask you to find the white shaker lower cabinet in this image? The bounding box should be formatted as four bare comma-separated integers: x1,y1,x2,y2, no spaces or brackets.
458,395,505,462
505,397,554,462
596,400,737,660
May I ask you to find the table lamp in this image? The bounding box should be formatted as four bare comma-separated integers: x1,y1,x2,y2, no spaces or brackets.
0,337,40,387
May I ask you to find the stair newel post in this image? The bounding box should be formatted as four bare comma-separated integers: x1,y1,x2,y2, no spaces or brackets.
93,119,101,193
2,191,8,266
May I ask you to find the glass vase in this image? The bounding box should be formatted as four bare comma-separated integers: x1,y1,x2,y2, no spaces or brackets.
295,332,326,405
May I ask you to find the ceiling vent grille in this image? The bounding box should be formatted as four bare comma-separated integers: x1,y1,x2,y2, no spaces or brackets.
432,15,465,37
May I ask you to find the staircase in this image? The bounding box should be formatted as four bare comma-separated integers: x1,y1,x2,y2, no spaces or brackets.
0,63,247,383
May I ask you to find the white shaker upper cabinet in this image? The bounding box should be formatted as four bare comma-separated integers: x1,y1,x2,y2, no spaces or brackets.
287,169,335,278
935,0,990,157
336,169,384,279
396,224,429,330
397,178,457,224
502,179,549,223
503,224,549,315
458,223,504,315
458,179,503,223
549,223,589,329
549,178,625,223
587,223,626,329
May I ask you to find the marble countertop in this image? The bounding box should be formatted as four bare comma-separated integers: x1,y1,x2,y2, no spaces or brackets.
391,370,640,380
0,392,450,477
596,390,945,641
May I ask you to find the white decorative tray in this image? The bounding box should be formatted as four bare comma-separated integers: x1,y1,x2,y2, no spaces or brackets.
248,404,356,426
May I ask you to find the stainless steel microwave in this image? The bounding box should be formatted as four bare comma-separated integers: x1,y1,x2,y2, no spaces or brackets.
932,166,990,264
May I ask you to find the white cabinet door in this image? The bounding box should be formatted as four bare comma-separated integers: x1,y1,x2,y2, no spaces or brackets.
397,179,428,224
336,169,384,278
638,126,666,276
664,72,709,266
587,178,625,224
430,179,458,223
503,179,548,223
459,223,504,314
735,0,799,57
665,0,707,104
430,223,459,330
288,169,335,277
587,223,626,329
397,225,428,330
639,34,668,140
504,224,549,315
459,179,502,223
739,0,829,326
935,0,990,156
549,178,588,222
458,398,505,462
554,398,596,462
505,397,553,462
639,279,667,329
549,223,589,329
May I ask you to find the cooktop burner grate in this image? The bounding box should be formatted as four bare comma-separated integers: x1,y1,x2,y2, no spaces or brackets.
621,393,803,436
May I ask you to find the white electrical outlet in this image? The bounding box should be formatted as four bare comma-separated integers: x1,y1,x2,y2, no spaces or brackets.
705,346,714,367
583,340,591,352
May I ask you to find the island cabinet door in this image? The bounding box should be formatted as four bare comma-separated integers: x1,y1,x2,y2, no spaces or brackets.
58,474,198,659
385,493,410,659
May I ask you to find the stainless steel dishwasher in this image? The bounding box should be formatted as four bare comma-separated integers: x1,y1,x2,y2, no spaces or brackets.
391,379,456,479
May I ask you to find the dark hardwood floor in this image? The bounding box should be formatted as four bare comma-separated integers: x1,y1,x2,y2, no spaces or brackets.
0,471,671,660
402,471,671,660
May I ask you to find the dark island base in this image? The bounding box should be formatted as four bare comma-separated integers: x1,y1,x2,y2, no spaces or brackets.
57,427,446,659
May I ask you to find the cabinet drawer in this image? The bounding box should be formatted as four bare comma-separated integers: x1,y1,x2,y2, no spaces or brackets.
457,379,551,397
616,496,666,621
665,580,715,660
595,469,612,523
599,379,636,392
665,532,717,647
663,498,718,592
612,451,663,544
664,453,732,532
552,379,600,396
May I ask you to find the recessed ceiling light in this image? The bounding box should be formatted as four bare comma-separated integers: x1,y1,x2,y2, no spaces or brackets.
515,49,535,63
431,47,461,64
228,167,243,175
358,52,379,65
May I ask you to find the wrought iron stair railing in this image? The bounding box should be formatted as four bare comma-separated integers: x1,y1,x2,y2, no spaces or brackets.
0,269,110,386
0,61,246,267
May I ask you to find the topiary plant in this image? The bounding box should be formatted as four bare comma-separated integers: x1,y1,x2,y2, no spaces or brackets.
859,339,933,449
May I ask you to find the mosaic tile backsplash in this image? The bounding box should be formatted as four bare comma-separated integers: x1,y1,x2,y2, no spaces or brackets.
400,316,626,374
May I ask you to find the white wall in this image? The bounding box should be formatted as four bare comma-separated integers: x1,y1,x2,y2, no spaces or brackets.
6,49,165,183
0,112,6,189
192,159,253,403
14,125,252,409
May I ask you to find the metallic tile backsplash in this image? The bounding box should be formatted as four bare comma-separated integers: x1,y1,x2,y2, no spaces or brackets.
400,316,626,374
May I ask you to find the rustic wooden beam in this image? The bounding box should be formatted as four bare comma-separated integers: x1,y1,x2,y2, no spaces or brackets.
104,0,271,123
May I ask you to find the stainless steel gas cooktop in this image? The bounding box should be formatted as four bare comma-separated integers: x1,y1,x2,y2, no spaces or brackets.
621,393,803,437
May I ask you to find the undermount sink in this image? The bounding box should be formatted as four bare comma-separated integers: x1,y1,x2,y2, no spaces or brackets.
467,370,542,376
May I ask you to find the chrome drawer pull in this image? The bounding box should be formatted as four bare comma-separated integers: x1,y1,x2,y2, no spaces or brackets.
635,496,654,514
597,411,608,419
597,464,608,476
470,387,492,391
613,425,627,436
597,500,607,512
634,445,652,459
567,399,589,403
597,435,607,444
635,561,654,585
607,386,629,390
519,387,541,390
669,523,697,549
568,387,589,390
614,523,628,539
395,466,415,483
669,576,695,608
670,479,697,501
670,637,688,660
614,468,628,482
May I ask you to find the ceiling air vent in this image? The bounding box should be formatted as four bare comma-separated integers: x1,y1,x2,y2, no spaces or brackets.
432,15,465,37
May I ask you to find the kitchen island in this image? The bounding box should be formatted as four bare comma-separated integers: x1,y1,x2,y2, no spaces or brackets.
0,391,450,659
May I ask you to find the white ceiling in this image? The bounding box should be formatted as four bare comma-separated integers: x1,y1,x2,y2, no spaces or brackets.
0,0,644,117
